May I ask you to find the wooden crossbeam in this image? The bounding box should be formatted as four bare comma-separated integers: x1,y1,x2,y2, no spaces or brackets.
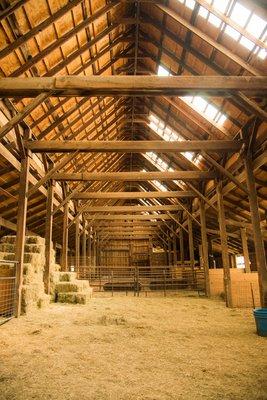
80,205,182,212
25,140,243,153
0,76,265,97
53,171,217,181
85,214,172,220
72,190,195,199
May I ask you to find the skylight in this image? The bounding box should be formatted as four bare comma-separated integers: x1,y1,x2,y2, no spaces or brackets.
177,0,267,59
157,65,227,126
148,112,197,163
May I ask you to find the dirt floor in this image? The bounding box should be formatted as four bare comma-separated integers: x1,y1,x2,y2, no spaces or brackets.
0,292,266,400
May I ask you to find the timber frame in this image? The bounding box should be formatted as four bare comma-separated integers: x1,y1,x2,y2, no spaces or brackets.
0,0,266,308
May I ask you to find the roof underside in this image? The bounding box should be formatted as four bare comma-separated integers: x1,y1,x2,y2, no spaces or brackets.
0,0,266,252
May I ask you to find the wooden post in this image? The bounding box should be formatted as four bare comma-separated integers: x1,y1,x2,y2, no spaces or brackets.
179,227,184,265
87,226,91,267
61,201,69,271
15,155,30,317
75,218,80,271
149,237,153,267
217,182,232,307
44,180,54,294
168,237,172,266
173,235,177,267
199,200,210,297
82,223,86,266
188,216,195,274
244,155,267,307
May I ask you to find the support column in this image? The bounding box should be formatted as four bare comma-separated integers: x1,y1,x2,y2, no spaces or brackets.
75,218,80,271
173,235,177,267
168,237,172,266
87,226,91,266
82,223,86,266
199,200,210,297
217,182,232,307
179,228,184,265
15,155,30,317
44,180,54,294
240,227,251,273
244,155,267,306
188,216,195,274
61,201,69,271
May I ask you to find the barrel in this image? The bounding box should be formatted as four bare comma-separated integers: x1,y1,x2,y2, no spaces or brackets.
253,308,267,337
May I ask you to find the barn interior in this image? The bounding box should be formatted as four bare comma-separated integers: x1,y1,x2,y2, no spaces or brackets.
0,0,267,399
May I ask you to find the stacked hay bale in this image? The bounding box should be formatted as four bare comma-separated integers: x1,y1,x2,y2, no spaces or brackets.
0,235,60,314
51,271,93,304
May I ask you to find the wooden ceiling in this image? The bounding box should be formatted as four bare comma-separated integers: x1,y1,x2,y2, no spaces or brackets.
0,0,266,252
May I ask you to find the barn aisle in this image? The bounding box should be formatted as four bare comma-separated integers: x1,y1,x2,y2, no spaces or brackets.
1,294,266,400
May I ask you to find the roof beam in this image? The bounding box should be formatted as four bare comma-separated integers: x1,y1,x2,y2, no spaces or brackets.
25,139,243,153
85,214,173,220
52,171,217,181
0,76,265,97
81,205,182,212
72,190,195,199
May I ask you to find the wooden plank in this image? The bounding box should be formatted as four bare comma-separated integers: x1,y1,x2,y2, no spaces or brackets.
0,0,84,59
14,155,29,317
201,152,249,194
0,93,50,141
156,4,262,76
0,0,30,22
27,152,78,197
85,214,172,220
188,215,195,273
217,182,233,307
25,140,243,153
73,190,195,199
81,205,182,213
53,171,217,181
0,76,266,97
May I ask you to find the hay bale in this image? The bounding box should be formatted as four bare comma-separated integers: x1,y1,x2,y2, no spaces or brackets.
0,235,45,245
57,292,77,303
57,291,92,304
37,294,50,309
0,264,15,277
55,282,83,293
0,243,16,253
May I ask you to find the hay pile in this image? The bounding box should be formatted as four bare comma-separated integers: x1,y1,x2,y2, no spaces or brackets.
0,235,60,314
51,271,93,304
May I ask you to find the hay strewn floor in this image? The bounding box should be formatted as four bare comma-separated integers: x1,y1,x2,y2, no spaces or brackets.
0,292,266,400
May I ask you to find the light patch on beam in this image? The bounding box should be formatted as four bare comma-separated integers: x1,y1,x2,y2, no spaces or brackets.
176,0,267,59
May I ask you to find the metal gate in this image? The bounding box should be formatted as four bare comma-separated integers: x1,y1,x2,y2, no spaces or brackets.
0,260,17,324
76,265,205,296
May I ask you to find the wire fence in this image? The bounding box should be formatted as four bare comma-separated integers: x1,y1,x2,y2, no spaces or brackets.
0,260,17,325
